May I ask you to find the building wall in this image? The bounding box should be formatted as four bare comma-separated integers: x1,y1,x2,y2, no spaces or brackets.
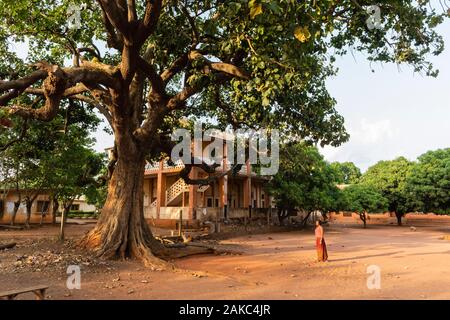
0,191,53,224
71,199,96,212
0,191,97,224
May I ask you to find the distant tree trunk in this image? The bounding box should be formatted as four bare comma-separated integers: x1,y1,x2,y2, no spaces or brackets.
25,199,32,228
79,136,166,267
395,212,403,226
360,211,367,228
10,200,20,226
51,196,59,225
59,199,73,241
301,211,313,227
277,208,289,225
39,211,44,226
24,194,38,228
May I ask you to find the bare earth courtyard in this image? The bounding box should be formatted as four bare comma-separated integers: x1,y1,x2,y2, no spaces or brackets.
1,223,449,300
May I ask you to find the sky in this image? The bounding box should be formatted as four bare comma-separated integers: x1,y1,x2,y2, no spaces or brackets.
16,17,445,173
320,22,450,171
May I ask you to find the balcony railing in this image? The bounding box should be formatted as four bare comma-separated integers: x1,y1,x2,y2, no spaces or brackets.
145,159,258,175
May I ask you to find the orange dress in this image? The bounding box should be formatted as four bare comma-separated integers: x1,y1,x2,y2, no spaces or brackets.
315,226,328,262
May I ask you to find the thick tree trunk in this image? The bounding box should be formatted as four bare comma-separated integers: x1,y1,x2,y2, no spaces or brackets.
79,147,166,268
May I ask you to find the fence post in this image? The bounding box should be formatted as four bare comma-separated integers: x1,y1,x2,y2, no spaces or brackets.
178,209,183,237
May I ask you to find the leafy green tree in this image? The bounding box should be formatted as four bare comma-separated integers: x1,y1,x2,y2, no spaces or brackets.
330,162,361,184
359,157,413,225
268,142,339,225
0,119,54,226
48,144,105,241
341,185,388,228
405,148,450,214
1,100,101,226
0,1,446,265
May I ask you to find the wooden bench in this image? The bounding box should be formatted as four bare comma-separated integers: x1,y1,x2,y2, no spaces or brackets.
0,285,49,300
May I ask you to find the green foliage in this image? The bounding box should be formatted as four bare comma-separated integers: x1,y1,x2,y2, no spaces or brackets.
330,162,362,184
359,157,413,214
267,142,339,213
0,102,105,206
1,0,447,149
405,148,450,213
340,184,388,214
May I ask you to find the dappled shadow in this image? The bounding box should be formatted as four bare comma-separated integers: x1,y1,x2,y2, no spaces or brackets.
328,251,405,262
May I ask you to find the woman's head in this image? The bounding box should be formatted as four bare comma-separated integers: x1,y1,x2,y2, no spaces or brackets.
315,220,321,227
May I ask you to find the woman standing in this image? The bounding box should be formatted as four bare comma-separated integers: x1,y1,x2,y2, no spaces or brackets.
315,220,328,262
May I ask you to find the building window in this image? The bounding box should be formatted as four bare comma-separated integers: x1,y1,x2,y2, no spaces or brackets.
37,201,50,214
253,199,257,208
71,204,80,211
0,200,4,218
215,198,219,207
262,193,265,199
207,197,213,207
262,200,265,208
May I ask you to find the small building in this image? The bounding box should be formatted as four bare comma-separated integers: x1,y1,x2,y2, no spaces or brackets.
0,190,96,225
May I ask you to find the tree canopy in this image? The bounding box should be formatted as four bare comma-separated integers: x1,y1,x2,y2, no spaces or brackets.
340,184,388,227
359,157,413,215
0,100,104,225
330,161,361,184
267,142,340,224
406,148,450,214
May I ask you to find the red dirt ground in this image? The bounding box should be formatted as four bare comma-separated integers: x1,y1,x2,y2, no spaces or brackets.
1,222,449,300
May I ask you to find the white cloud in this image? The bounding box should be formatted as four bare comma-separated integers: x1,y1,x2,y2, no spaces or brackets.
320,118,401,171
351,118,399,144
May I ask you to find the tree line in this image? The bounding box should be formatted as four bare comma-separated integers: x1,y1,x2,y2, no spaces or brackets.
268,142,450,227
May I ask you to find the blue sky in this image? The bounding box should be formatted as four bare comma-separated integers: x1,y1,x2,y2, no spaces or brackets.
55,20,448,172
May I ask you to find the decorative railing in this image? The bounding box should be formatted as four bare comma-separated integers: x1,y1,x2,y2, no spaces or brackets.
166,178,189,205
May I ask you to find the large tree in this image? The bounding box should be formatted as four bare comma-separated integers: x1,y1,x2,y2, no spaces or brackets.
405,148,450,214
267,142,339,225
0,1,446,265
359,157,413,225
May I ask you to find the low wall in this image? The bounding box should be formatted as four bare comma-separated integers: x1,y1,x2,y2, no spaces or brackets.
144,206,190,220
196,207,271,221
146,218,200,229
329,211,450,226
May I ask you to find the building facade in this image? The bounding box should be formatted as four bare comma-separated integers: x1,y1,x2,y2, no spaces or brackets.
142,159,273,227
0,190,96,225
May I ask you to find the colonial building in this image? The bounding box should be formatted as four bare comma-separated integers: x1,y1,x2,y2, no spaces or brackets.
141,159,273,227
